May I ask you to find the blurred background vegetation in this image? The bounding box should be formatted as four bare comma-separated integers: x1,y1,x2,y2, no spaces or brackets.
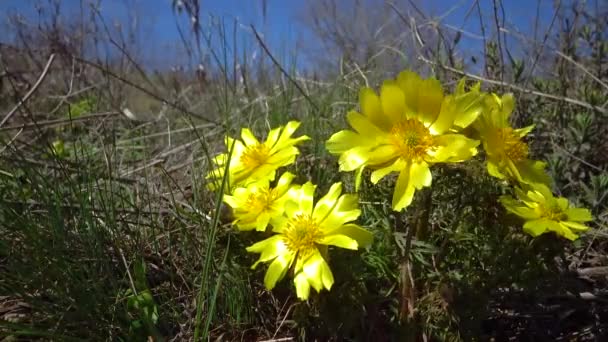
0,0,607,340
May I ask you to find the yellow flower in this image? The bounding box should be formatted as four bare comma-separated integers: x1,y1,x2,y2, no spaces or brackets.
223,172,299,231
246,182,373,300
207,121,309,191
326,70,483,211
500,183,592,240
474,93,551,185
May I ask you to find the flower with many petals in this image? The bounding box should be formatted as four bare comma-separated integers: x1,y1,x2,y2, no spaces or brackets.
246,182,373,300
207,121,309,191
500,184,592,240
223,172,299,231
473,93,551,185
326,70,483,211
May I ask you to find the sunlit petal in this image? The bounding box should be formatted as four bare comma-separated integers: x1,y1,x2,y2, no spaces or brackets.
360,87,391,130
393,166,416,211
370,158,406,184
294,272,311,300
241,128,259,146
338,146,371,171
380,81,406,124
263,252,294,290
318,234,358,250
347,111,385,137
410,162,432,189
312,182,342,222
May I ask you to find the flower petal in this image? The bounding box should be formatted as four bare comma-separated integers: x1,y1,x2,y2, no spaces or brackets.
515,124,534,138
274,121,300,148
370,158,406,184
523,219,550,237
222,193,242,209
347,111,386,138
318,234,359,250
547,221,577,241
360,87,391,130
500,196,539,219
270,215,289,233
244,166,277,186
263,252,294,290
430,96,456,135
275,172,295,193
299,182,316,215
515,159,552,185
313,182,343,222
380,81,406,124
256,212,271,232
265,146,300,165
326,130,370,155
396,70,422,117
392,166,416,211
294,272,311,300
319,256,334,290
325,223,373,248
561,220,590,232
428,134,479,163
354,166,365,191
265,126,282,147
499,94,515,124
246,235,288,264
302,251,328,291
318,194,361,228
487,160,507,179
410,162,432,189
226,137,246,157
241,128,259,146
417,78,444,125
451,84,484,129
366,144,398,166
338,145,371,171
566,208,593,222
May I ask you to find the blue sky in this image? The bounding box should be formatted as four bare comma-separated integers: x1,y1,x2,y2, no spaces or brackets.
0,0,567,71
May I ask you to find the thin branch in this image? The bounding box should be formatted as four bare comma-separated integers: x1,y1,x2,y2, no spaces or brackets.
72,56,221,126
250,25,320,112
0,111,120,132
492,0,505,83
0,53,56,128
556,51,608,91
419,56,608,115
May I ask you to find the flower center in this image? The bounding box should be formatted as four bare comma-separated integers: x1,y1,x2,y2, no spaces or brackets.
389,119,435,161
497,128,529,162
245,187,278,213
240,144,270,169
282,214,322,256
538,203,567,221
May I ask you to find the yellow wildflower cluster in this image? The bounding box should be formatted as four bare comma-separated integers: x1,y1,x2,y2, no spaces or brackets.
207,121,372,300
207,69,594,301
326,69,592,240
472,94,592,240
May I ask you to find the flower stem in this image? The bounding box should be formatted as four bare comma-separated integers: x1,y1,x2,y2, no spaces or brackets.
399,188,432,326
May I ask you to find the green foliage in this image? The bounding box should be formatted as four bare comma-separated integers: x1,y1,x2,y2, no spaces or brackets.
64,97,97,118
121,260,161,340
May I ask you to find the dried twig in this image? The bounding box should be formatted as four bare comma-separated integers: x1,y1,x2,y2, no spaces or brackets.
250,25,320,112
577,266,608,278
556,51,608,91
0,54,56,128
0,111,120,132
420,56,608,115
72,56,221,125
